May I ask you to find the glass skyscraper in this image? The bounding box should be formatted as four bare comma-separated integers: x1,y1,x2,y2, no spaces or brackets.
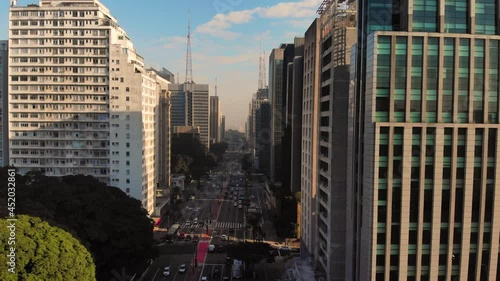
347,0,500,280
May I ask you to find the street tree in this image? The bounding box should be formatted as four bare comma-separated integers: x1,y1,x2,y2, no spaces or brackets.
228,242,272,272
0,215,96,281
0,168,157,281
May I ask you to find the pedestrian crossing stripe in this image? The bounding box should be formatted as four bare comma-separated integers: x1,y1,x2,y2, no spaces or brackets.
215,222,244,229
177,222,243,230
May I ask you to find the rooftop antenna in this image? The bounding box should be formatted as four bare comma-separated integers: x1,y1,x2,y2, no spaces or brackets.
258,40,263,89
263,50,267,88
185,9,193,83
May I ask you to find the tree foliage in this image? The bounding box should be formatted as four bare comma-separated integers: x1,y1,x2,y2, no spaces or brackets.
209,142,229,161
241,153,253,172
228,242,271,265
0,168,157,281
225,129,245,142
0,215,96,281
171,154,193,175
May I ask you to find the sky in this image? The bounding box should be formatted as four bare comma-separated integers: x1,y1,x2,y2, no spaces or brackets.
1,0,323,131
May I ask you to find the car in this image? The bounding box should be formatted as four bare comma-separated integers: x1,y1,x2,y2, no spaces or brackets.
238,200,242,204
208,244,215,252
251,195,255,199
279,246,291,251
162,266,170,276
185,222,191,227
225,257,232,265
228,228,234,233
234,202,238,207
178,264,187,273
220,234,228,240
223,277,230,280
193,217,198,223
189,195,195,200
238,204,242,209
213,270,220,278
201,277,208,281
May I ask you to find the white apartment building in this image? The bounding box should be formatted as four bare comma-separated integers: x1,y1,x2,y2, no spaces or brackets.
0,41,8,167
8,0,169,215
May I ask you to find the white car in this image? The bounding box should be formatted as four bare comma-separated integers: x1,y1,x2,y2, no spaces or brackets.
238,204,243,209
201,277,208,281
234,202,238,207
162,266,171,276
208,244,215,252
221,234,228,240
178,264,187,273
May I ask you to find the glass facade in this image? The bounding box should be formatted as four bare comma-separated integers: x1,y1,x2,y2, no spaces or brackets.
444,0,468,33
413,0,438,32
426,38,439,122
376,36,391,122
475,0,497,35
394,37,407,121
411,37,423,122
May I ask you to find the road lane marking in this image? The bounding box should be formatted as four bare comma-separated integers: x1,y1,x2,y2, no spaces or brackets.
151,267,160,281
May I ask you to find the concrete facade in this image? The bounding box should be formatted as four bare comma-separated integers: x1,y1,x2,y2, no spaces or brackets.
209,95,221,145
0,41,7,167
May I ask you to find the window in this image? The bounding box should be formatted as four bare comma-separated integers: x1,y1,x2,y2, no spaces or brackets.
126,96,130,101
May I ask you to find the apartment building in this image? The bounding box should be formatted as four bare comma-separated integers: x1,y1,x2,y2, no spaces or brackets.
347,0,500,280
8,0,170,215
0,41,7,167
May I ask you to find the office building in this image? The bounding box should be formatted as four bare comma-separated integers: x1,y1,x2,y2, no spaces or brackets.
346,0,500,280
8,0,171,215
287,37,304,194
169,83,210,148
269,43,295,184
301,18,321,264
221,115,225,141
0,41,7,167
210,95,221,145
255,101,271,174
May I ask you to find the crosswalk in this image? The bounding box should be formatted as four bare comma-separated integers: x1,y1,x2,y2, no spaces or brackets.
215,222,244,229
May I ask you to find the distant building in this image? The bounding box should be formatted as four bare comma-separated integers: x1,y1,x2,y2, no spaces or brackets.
170,174,186,191
169,83,210,148
210,95,221,144
221,116,226,140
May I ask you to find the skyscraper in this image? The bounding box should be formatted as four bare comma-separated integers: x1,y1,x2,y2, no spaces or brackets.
210,95,221,144
347,0,500,280
221,115,226,141
8,0,171,215
269,43,295,184
301,18,321,264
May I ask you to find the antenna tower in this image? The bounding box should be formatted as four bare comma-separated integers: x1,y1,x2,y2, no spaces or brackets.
185,10,193,83
263,50,267,88
258,41,263,89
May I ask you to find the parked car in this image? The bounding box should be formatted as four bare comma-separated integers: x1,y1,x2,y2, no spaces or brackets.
220,234,228,240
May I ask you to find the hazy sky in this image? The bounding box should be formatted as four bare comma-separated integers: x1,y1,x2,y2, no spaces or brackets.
1,0,322,130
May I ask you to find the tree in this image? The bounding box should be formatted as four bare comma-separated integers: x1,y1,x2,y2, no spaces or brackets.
209,142,229,161
228,242,271,271
0,215,96,281
171,154,193,175
0,168,157,281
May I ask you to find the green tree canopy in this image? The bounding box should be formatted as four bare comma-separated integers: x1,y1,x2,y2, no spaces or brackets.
209,142,229,161
0,168,157,281
0,215,96,281
171,154,193,175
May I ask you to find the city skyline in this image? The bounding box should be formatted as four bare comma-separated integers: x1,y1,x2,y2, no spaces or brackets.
0,0,323,131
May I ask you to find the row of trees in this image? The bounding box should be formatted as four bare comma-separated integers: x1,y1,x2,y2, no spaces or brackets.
171,135,228,189
0,168,157,281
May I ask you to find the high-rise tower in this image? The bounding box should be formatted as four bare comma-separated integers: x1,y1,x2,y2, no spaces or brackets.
346,0,500,280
